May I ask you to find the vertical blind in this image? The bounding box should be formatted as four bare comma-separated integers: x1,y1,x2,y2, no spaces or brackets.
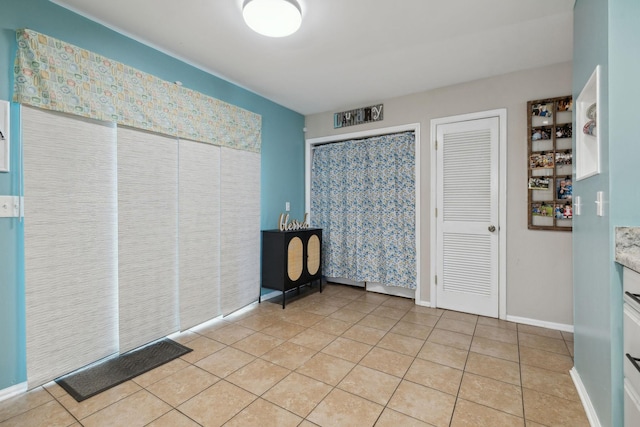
220,148,261,315
22,107,261,386
178,140,222,329
23,107,119,387
117,128,180,352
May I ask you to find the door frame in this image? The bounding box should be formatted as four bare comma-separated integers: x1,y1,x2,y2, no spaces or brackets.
429,109,507,319
305,123,422,301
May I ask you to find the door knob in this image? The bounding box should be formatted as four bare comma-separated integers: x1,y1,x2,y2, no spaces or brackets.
488,225,496,232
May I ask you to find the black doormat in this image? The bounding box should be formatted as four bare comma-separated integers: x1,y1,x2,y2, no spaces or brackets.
55,338,192,402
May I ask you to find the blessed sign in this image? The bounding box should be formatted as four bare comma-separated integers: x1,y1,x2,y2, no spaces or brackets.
279,213,310,231
334,104,383,128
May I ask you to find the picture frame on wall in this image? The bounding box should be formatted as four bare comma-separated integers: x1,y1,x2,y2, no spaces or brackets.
527,95,573,231
530,152,554,169
555,150,572,166
554,202,573,219
557,98,573,112
531,202,553,217
555,123,572,139
531,102,554,118
531,126,552,141
528,177,551,190
556,177,573,200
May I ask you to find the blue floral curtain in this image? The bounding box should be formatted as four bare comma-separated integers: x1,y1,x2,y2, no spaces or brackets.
311,131,416,289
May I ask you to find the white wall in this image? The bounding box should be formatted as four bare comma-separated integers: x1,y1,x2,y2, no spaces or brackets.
305,61,573,326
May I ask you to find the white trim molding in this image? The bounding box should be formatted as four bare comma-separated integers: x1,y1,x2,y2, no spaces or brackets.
415,300,432,308
305,123,423,303
506,315,573,333
0,382,27,403
430,109,507,319
570,367,602,427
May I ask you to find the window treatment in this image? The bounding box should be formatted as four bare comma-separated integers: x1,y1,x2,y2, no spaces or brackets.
220,147,261,315
23,107,119,387
179,139,222,329
310,131,416,289
16,25,264,383
117,127,179,352
21,106,262,385
13,28,261,153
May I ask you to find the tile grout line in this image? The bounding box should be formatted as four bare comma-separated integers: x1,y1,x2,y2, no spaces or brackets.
517,321,527,425
3,285,585,426
447,314,478,426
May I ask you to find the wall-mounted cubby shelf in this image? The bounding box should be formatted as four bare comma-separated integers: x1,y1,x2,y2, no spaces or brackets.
527,95,573,231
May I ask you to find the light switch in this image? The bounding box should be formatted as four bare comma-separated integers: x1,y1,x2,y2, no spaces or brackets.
0,196,20,218
595,191,604,217
0,100,9,173
285,202,290,212
574,196,581,216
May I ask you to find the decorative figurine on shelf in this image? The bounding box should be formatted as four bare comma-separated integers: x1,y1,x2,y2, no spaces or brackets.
583,102,597,136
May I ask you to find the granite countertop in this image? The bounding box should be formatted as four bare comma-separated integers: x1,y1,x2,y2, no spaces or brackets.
616,227,640,273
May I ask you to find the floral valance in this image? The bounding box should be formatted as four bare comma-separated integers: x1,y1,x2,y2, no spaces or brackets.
13,29,261,153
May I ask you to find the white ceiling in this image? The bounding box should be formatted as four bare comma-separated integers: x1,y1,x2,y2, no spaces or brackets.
50,0,575,115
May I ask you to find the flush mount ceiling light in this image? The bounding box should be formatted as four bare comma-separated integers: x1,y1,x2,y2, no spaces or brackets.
242,0,302,37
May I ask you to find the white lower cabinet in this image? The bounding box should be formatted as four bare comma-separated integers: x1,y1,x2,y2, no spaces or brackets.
624,267,640,427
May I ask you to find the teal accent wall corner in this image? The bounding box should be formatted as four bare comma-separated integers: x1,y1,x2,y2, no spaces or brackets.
573,0,640,425
261,109,306,230
573,0,613,424
609,0,640,226
0,0,304,391
608,0,640,424
0,102,26,389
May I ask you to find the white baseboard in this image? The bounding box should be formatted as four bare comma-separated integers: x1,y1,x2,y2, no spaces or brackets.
365,282,415,299
570,367,602,427
0,382,27,403
415,299,431,307
506,315,573,333
326,277,365,287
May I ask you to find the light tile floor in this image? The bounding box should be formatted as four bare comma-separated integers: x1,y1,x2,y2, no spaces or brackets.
0,283,589,427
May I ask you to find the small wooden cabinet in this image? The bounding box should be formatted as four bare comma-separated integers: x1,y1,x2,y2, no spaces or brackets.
260,228,322,308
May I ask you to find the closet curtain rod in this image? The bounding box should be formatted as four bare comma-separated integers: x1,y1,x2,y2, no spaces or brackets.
310,130,415,149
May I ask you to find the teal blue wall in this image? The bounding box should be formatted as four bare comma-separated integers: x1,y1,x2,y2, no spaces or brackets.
0,0,304,390
608,0,640,424
609,0,640,225
574,0,640,425
573,2,612,425
0,103,25,390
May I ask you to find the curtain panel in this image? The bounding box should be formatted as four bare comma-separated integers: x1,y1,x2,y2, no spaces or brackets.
310,131,416,289
13,29,261,153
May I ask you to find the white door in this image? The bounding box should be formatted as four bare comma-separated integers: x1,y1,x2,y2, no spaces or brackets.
436,117,499,317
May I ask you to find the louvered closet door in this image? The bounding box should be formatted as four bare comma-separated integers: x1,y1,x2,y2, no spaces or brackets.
436,117,499,317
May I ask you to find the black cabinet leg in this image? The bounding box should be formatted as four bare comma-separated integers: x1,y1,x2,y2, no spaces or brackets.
282,290,286,309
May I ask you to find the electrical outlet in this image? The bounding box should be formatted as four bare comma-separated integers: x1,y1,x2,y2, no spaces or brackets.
596,191,604,216
574,196,581,216
0,196,20,217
